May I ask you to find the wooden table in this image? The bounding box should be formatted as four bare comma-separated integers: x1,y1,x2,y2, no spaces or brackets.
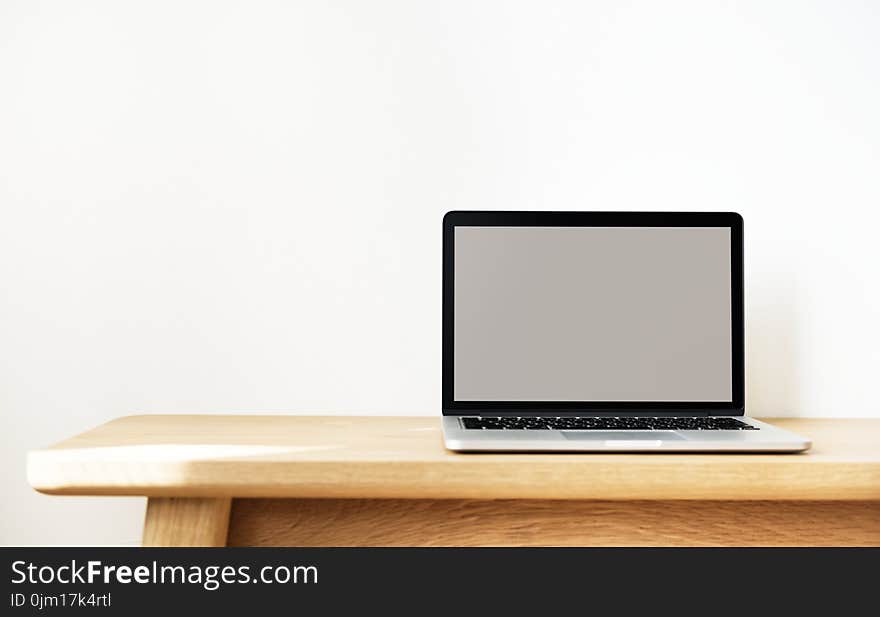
28,416,880,547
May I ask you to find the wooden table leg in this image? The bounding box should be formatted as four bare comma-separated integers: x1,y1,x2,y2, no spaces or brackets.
143,497,231,547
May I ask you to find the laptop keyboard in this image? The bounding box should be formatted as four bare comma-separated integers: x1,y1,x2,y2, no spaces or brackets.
461,417,758,431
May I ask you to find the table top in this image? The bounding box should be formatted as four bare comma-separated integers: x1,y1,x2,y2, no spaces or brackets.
28,416,880,501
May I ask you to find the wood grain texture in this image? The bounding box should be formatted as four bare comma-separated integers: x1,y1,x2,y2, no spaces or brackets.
28,416,880,501
226,498,880,547
142,497,231,547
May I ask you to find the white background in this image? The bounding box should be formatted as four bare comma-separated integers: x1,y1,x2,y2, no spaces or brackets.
1,1,878,545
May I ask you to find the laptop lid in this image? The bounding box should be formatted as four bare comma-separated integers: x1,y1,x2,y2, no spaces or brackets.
442,211,744,416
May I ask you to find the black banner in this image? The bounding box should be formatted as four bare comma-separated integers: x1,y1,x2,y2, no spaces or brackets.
1,548,874,614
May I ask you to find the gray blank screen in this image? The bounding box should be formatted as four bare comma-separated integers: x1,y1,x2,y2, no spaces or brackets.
454,227,732,402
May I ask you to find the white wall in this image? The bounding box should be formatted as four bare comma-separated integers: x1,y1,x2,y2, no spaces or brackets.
1,0,878,545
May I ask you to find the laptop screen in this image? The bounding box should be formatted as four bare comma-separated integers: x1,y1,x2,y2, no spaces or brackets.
453,226,732,402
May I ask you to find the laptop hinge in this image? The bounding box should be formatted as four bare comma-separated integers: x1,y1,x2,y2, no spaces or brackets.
447,410,713,417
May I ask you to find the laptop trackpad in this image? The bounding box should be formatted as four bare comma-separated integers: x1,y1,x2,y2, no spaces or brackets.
561,431,684,441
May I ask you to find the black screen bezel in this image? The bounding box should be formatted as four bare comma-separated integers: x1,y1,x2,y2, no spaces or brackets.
442,211,745,416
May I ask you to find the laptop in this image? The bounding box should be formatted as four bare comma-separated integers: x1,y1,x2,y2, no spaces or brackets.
441,211,811,452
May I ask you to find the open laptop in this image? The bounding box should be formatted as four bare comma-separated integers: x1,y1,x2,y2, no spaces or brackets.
442,211,811,452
